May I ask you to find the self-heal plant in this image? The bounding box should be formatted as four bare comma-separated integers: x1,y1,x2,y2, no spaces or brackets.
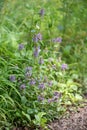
38,83,45,90
61,63,68,70
18,43,24,50
20,84,26,90
29,79,36,85
36,33,42,41
53,91,62,102
39,9,45,17
37,95,44,101
54,91,60,97
52,37,62,43
9,75,16,82
47,92,61,103
25,66,32,72
33,33,42,43
48,98,53,103
25,72,32,78
34,46,41,57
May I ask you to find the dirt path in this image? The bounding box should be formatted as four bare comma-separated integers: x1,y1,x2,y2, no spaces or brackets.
48,104,87,130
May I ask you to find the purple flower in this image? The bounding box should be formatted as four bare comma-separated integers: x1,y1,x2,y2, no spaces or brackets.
29,79,36,85
39,9,45,16
20,84,26,90
39,58,44,64
48,98,53,103
54,91,59,97
53,92,61,102
53,37,62,43
61,63,68,70
48,81,53,87
37,33,42,40
38,83,45,90
38,95,44,101
25,72,32,78
25,66,32,72
25,67,32,79
9,75,16,82
33,36,38,43
52,97,58,102
18,44,24,50
33,33,42,43
34,46,40,57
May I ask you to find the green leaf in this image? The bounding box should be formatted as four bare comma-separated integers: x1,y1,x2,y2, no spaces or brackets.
22,111,31,121
75,94,82,101
35,112,46,121
21,96,27,105
33,112,46,126
70,85,78,91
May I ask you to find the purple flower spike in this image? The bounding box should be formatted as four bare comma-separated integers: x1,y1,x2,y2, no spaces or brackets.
53,37,62,43
39,9,45,16
34,46,40,57
33,33,42,43
29,79,36,85
33,36,38,43
38,83,45,90
52,97,58,102
25,66,32,72
38,95,44,101
56,37,62,43
48,98,53,103
54,91,59,97
53,91,62,102
25,72,32,78
18,44,24,50
61,63,68,70
20,84,26,90
37,33,42,41
9,75,16,82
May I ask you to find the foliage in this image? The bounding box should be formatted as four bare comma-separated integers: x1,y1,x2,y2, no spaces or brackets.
60,0,87,93
0,0,86,129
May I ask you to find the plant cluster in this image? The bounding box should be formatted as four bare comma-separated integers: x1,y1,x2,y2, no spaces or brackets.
0,0,86,129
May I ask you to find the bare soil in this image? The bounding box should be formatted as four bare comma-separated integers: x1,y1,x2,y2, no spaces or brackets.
13,103,87,130
48,104,87,130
